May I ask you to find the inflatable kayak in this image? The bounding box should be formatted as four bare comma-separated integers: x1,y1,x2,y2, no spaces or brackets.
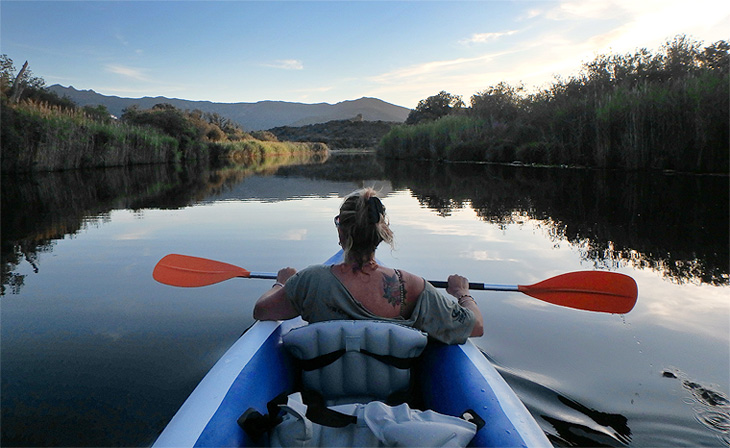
153,252,551,447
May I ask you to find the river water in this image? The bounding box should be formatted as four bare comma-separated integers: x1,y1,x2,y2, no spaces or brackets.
2,152,728,447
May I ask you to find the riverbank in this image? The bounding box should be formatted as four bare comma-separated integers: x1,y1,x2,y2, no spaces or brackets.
378,37,729,174
0,99,329,172
1,100,181,172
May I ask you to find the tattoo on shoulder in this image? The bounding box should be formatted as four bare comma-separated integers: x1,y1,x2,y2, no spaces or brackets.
382,273,402,307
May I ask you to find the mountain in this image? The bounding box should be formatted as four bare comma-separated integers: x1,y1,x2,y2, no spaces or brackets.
47,85,410,131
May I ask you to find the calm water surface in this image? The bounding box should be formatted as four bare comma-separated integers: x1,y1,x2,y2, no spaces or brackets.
2,154,728,447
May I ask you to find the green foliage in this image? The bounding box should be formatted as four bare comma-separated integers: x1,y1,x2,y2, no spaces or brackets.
406,91,464,125
250,130,280,141
2,56,328,172
209,139,328,165
83,104,112,123
382,35,729,173
471,82,524,123
1,54,49,102
380,115,486,160
1,99,179,171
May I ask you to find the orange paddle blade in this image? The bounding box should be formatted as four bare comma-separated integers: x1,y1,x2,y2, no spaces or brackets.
153,254,251,287
518,271,638,314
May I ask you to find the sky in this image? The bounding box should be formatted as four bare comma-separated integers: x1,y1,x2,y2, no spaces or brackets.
1,0,728,109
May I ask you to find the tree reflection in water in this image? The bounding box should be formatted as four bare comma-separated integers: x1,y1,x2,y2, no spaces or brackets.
382,159,728,287
2,153,727,296
1,152,328,295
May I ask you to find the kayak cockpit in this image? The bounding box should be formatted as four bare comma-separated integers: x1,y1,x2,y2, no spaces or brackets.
153,317,551,448
240,320,479,447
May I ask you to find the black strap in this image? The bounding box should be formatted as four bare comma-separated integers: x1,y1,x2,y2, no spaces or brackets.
237,391,288,440
298,349,346,371
238,389,356,439
360,349,420,370
300,390,357,428
296,348,420,371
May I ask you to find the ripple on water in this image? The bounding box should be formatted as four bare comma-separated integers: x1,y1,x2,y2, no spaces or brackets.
663,368,730,447
489,362,632,447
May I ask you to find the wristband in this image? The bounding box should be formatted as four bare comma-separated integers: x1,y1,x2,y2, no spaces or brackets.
272,282,285,288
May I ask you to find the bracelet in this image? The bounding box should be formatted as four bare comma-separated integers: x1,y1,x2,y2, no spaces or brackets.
272,282,285,288
457,294,475,304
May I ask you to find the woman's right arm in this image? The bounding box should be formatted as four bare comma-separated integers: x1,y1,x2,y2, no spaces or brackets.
446,274,484,337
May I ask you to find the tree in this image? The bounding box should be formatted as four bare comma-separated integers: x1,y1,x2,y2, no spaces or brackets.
661,34,703,78
1,54,14,97
83,104,112,122
0,55,46,103
406,91,464,125
470,82,524,123
699,40,730,73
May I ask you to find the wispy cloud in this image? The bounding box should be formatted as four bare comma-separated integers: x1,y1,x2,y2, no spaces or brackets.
371,51,511,84
544,0,618,20
460,30,519,45
105,64,149,81
114,32,129,47
262,59,304,70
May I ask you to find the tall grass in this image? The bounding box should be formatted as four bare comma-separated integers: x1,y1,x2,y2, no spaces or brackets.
379,70,729,172
379,37,729,173
380,115,486,161
2,100,179,172
209,139,329,165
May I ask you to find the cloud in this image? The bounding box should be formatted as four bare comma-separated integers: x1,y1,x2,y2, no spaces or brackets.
262,59,304,70
460,30,519,45
541,0,730,50
544,0,618,20
105,64,149,81
282,229,308,240
371,50,512,84
115,32,129,47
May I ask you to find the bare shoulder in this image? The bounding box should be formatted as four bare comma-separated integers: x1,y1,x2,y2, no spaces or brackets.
396,269,425,297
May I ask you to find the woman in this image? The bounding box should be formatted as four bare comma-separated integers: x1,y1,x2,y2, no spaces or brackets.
253,188,484,344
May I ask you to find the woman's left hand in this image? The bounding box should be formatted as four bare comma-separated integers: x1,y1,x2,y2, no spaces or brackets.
277,267,297,284
446,274,470,298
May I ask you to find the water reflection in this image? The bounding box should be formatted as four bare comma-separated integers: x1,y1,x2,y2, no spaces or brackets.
663,368,730,445
545,395,632,447
1,152,328,295
381,160,728,286
2,153,728,296
2,152,727,448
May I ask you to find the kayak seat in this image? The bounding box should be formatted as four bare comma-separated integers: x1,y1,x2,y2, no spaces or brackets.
282,320,428,406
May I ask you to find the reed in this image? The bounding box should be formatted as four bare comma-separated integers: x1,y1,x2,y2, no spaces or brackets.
2,99,180,172
209,139,329,165
379,37,729,173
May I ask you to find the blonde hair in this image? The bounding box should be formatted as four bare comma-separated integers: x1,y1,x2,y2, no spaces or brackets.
338,188,394,268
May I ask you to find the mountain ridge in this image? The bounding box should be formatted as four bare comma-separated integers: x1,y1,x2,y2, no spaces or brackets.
47,85,410,131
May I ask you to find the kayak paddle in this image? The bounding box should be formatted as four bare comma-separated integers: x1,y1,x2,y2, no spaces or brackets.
153,254,637,314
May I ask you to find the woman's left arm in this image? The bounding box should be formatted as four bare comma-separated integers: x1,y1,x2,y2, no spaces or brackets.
253,267,299,321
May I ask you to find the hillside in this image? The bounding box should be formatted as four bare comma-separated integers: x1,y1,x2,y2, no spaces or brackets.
268,117,398,149
47,85,410,131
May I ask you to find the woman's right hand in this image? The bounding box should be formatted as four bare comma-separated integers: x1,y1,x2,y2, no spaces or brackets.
446,274,470,298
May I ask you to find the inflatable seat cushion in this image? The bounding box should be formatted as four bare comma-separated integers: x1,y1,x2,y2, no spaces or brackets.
282,321,428,402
